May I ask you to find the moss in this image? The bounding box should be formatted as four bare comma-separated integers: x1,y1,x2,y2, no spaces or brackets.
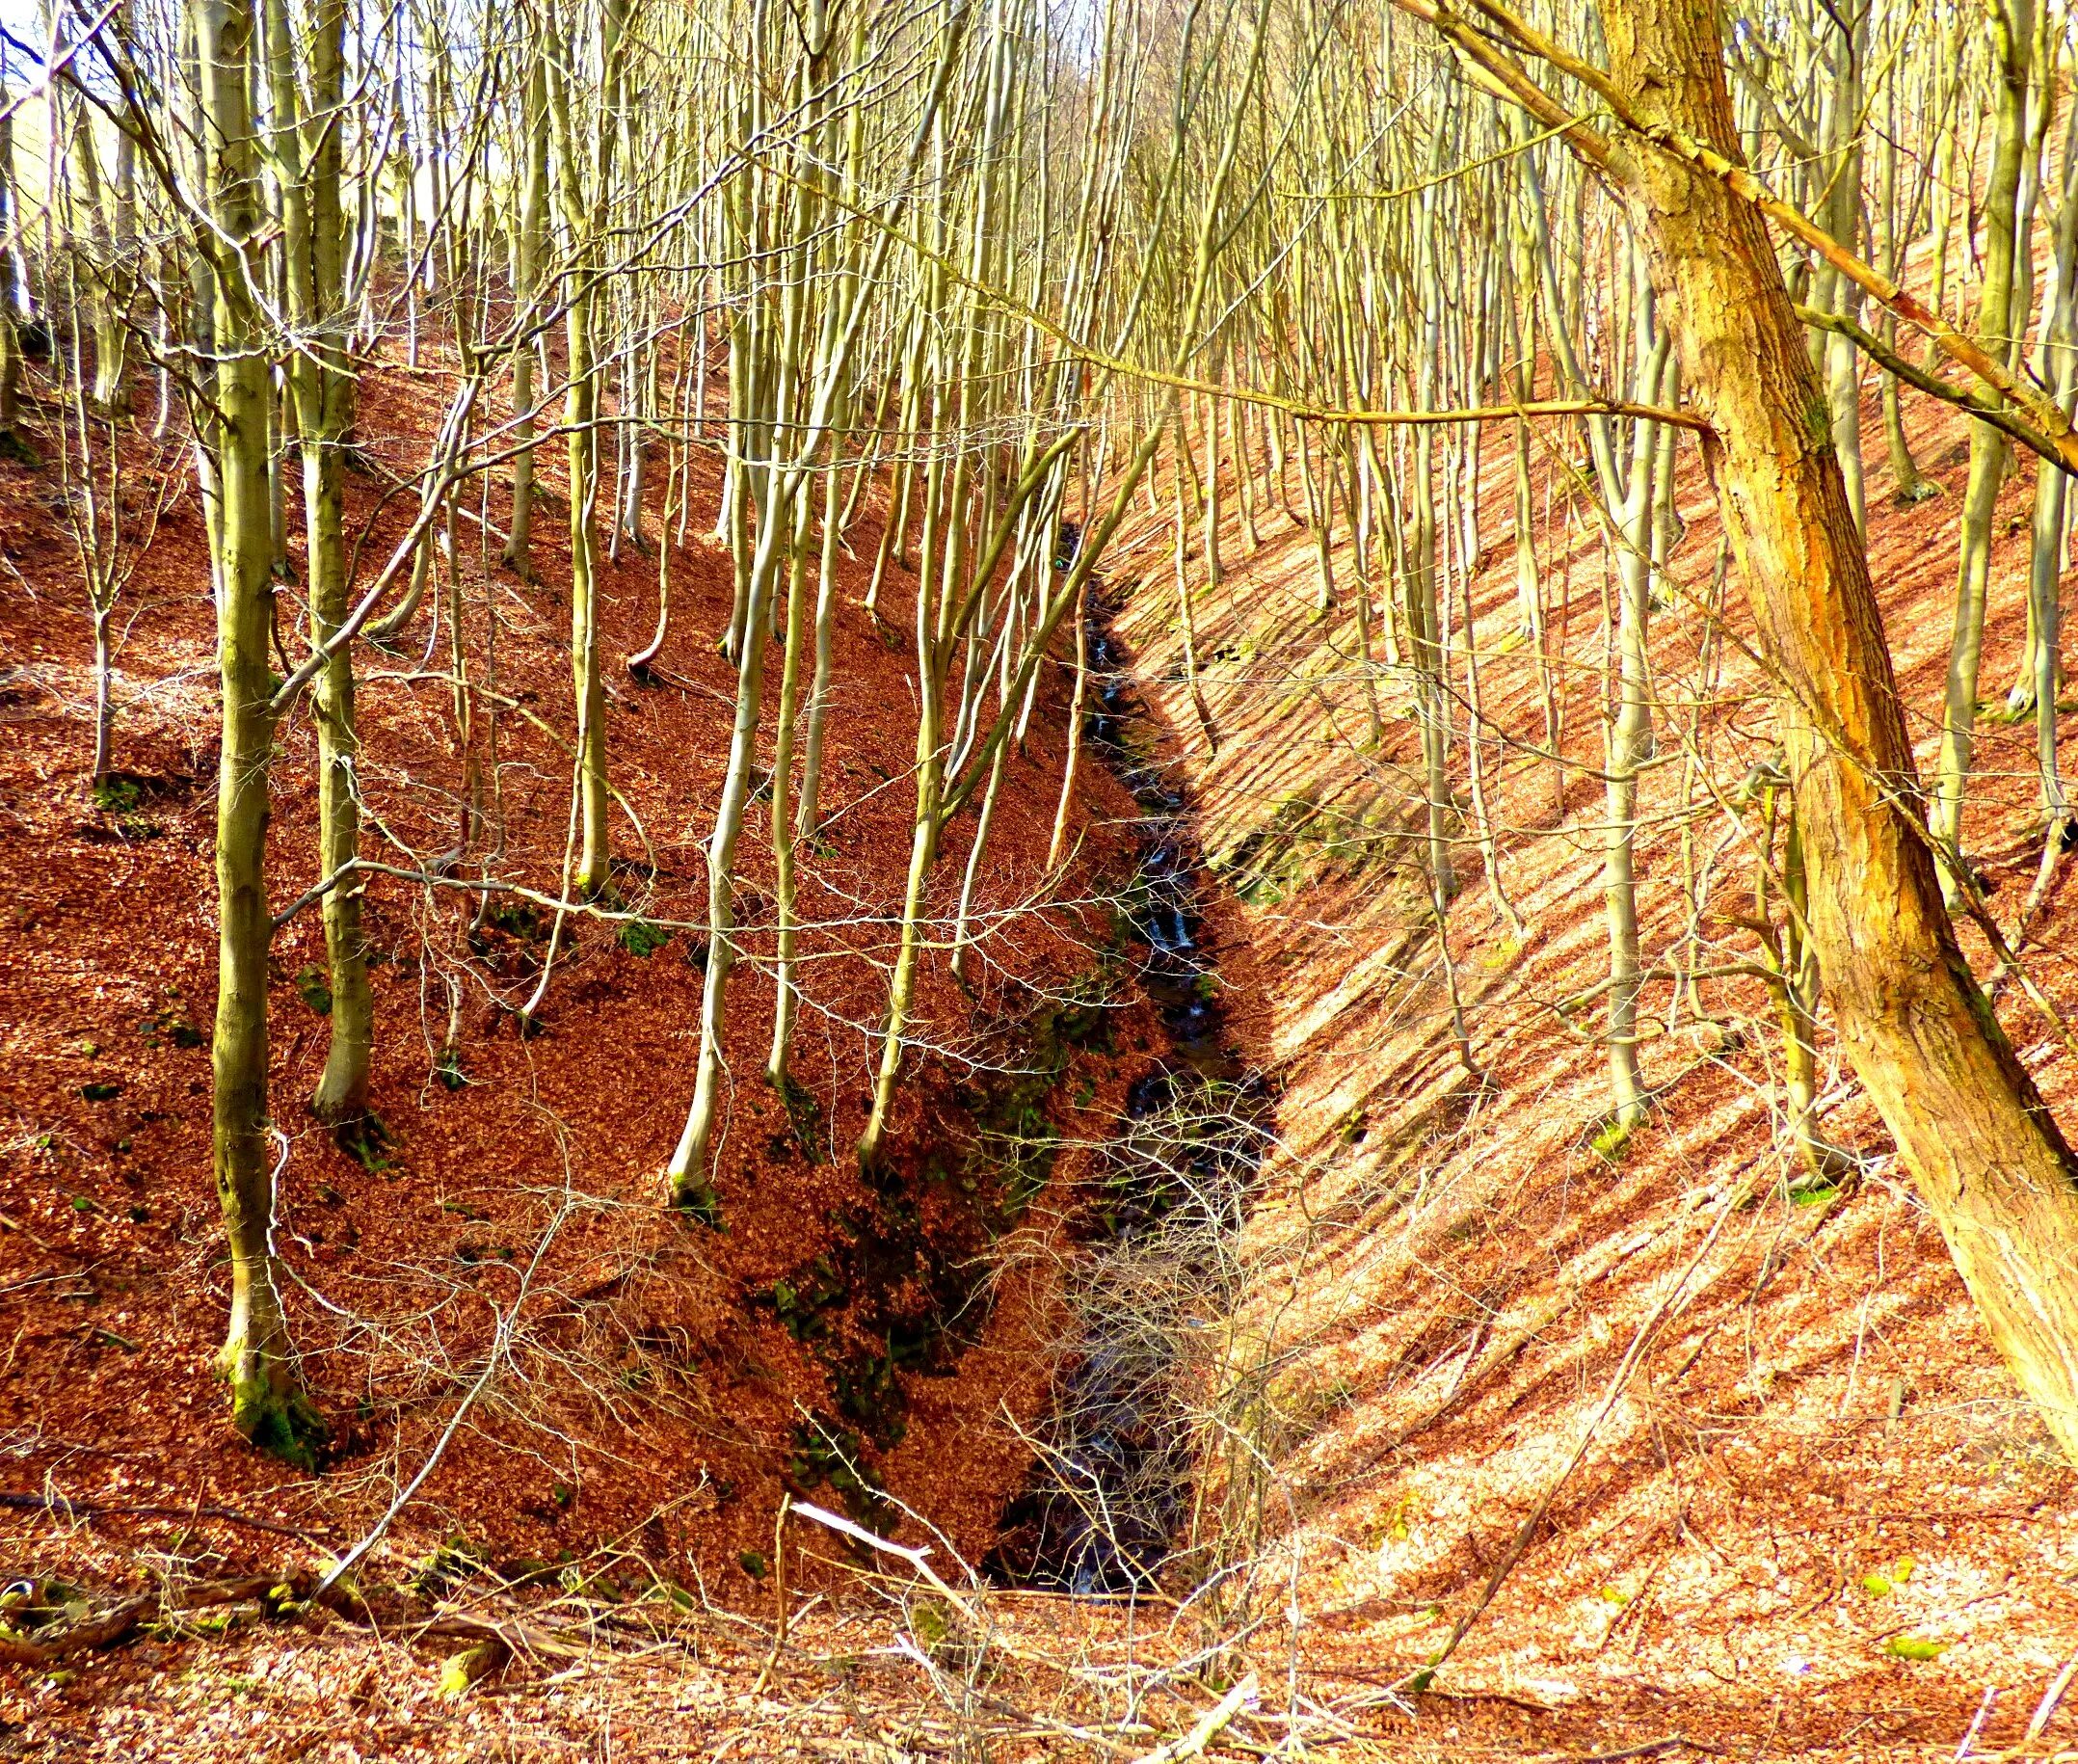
833,1351,907,1447
92,775,143,814
786,1416,892,1529
764,1256,847,1342
966,960,1124,1225
1589,1116,1635,1164
336,1113,392,1173
486,900,546,942
1212,784,1417,907
667,1173,724,1229
438,1639,504,1698
772,1071,827,1163
146,1008,205,1050
295,964,333,1016
757,949,1126,1524
616,919,671,957
412,1536,489,1596
233,1381,328,1472
1884,1636,1946,1662
1803,393,1835,451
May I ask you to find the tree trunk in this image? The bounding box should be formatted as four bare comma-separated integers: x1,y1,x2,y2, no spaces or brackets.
194,0,322,1465
0,107,20,442
1595,0,2078,1461
270,0,371,1127
502,54,547,580
1930,0,2031,901
544,14,623,899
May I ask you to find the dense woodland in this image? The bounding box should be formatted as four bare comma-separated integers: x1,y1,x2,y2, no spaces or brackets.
4,0,2078,1751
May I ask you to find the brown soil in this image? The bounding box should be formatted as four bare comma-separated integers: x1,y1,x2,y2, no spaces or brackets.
8,337,2078,1761
1104,378,2078,1757
0,336,1157,1670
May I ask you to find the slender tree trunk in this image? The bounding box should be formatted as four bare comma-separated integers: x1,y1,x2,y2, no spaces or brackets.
1877,80,1935,504
195,0,321,1463
1047,579,1088,871
270,0,371,1126
766,450,816,1083
503,54,547,580
0,108,20,443
545,12,624,898
1931,0,2032,901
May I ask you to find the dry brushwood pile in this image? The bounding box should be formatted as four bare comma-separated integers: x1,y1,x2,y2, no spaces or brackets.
6,0,2078,1756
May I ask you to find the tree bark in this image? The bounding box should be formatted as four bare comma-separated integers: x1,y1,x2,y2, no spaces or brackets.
269,0,371,1127
194,0,322,1464
1930,0,2031,902
1592,0,2078,1459
502,54,547,581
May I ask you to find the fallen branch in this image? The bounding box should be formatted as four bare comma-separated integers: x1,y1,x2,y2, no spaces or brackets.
423,1611,590,1664
0,1576,278,1668
788,1501,978,1623
1131,1672,1260,1764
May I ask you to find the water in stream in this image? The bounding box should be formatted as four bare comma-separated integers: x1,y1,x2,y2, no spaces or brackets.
986,586,1273,1595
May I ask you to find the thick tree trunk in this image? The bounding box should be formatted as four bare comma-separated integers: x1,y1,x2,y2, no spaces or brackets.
1597,0,2078,1459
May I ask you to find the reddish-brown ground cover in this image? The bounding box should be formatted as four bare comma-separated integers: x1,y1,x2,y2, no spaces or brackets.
1105,377,2078,1757
10,328,2078,1762
0,338,1157,1644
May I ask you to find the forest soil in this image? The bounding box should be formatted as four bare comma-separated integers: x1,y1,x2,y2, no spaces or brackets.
10,360,2078,1758
0,337,1175,1749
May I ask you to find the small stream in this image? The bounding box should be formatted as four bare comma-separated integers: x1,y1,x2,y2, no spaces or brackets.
986,584,1273,1595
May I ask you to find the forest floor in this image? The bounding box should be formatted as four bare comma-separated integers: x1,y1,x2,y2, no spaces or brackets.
6,330,2078,1760
0,339,1201,1754
1102,382,2078,1760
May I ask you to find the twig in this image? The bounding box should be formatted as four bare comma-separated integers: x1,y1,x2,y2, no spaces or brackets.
0,1491,326,1542
2027,1648,2078,1745
787,1501,979,1623
314,1194,578,1602
752,1493,791,1696
1954,1685,1997,1760
1396,1183,1749,1693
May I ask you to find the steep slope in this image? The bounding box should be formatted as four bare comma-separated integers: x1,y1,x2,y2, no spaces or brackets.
0,341,1149,1601
1103,381,2078,1753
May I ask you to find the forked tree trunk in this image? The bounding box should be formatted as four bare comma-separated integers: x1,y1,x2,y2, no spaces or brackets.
1594,0,2078,1460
